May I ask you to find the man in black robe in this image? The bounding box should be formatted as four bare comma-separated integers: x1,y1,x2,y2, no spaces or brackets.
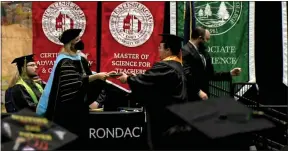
36,29,113,149
5,54,44,113
182,27,242,102
118,34,189,150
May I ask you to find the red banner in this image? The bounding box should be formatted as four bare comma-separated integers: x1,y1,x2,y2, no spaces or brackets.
100,1,165,90
32,2,97,82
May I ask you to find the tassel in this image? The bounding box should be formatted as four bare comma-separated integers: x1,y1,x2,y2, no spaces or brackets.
21,57,28,80
183,2,186,20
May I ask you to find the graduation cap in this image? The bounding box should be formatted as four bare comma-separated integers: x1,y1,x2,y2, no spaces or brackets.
159,34,184,55
166,96,275,149
59,29,82,45
11,54,35,75
1,109,77,151
167,96,275,138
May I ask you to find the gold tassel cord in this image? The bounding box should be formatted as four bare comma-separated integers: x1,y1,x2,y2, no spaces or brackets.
184,1,186,20
21,57,29,80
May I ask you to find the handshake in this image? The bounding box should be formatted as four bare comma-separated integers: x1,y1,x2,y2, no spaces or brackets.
93,71,136,84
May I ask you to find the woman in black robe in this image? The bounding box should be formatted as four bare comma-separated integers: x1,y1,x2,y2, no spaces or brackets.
36,29,113,149
77,50,106,109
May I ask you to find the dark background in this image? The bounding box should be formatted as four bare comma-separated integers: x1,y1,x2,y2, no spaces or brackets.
254,2,287,108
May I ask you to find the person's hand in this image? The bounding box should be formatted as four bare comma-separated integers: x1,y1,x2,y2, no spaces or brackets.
96,72,109,81
117,72,128,84
89,101,99,109
107,71,123,78
230,67,241,76
127,73,136,76
108,71,117,75
199,90,208,100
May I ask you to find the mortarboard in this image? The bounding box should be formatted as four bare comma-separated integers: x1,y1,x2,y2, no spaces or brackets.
1,109,77,151
159,34,184,55
11,54,35,75
165,96,276,149
166,96,275,139
167,97,275,149
59,29,82,45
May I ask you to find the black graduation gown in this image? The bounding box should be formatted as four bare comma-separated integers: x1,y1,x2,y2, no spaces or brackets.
10,79,43,112
81,58,106,107
127,60,189,150
44,57,106,141
182,42,232,102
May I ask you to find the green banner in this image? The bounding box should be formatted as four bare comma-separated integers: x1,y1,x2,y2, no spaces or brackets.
177,2,185,38
178,2,252,82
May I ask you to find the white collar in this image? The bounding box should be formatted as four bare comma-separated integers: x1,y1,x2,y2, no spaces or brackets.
189,40,198,51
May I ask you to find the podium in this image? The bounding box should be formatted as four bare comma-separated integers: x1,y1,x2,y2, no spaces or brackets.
85,111,147,150
103,80,138,111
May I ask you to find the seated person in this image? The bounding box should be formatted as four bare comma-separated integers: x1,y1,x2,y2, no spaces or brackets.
5,54,44,112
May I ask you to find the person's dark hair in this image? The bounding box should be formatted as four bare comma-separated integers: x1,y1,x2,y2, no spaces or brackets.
163,43,181,56
191,27,206,40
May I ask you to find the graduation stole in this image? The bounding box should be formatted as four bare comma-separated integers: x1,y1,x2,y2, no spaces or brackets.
16,78,44,104
163,55,183,65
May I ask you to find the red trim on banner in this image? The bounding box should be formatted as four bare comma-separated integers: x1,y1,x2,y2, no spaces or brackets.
100,1,165,90
32,2,97,82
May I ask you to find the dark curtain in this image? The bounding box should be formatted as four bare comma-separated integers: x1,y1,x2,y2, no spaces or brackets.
255,2,287,110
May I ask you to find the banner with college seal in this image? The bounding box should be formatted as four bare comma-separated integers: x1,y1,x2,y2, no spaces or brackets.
100,1,165,90
32,1,98,82
177,2,255,83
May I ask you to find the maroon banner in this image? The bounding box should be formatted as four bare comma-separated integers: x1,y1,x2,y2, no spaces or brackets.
101,1,165,90
32,2,97,82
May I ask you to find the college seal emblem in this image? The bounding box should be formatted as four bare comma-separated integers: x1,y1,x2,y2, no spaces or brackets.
109,2,154,47
195,1,242,35
42,2,86,45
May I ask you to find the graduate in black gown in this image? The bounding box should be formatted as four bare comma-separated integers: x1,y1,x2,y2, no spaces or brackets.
36,29,114,149
118,34,189,150
5,54,44,113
